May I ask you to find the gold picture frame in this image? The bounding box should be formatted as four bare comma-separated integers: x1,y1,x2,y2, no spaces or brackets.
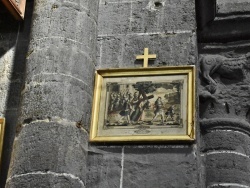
2,0,26,20
0,118,5,169
90,66,195,142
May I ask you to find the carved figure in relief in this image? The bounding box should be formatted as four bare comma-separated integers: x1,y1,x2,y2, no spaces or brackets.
199,52,250,121
199,53,250,86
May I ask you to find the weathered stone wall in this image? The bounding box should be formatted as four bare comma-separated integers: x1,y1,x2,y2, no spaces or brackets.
0,0,201,187
3,0,250,187
97,0,197,68
88,0,200,187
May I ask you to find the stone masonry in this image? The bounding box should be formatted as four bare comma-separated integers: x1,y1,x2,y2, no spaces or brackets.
89,0,199,188
198,0,250,187
4,0,99,187
0,0,250,187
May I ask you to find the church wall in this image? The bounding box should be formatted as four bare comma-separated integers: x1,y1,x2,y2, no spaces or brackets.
1,0,250,187
88,0,201,188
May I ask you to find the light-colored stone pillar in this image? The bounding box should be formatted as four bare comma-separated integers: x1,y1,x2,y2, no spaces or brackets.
6,0,99,187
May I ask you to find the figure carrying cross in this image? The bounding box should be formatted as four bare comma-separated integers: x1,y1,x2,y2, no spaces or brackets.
136,48,157,68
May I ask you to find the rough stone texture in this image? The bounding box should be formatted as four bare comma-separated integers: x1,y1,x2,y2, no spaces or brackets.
98,0,196,34
0,1,34,186
91,1,199,187
20,74,93,126
0,8,19,116
200,119,250,187
19,0,98,126
201,130,250,155
2,0,250,187
5,0,99,187
198,2,250,182
6,173,85,188
199,44,250,122
217,0,250,15
97,32,196,68
123,146,197,188
7,122,88,183
198,0,250,42
205,153,250,187
97,0,197,69
86,146,122,188
199,42,250,187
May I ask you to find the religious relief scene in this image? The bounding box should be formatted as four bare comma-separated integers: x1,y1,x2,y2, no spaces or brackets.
105,81,182,127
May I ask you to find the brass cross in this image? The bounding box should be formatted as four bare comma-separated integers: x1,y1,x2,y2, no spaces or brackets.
136,48,156,68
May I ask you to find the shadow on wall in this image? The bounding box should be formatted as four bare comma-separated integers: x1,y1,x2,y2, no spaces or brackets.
0,1,33,187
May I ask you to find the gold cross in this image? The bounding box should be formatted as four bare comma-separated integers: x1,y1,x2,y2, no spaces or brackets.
136,48,156,68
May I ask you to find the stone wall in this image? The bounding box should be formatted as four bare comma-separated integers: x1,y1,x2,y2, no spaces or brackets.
89,0,200,187
0,0,201,187
1,0,250,187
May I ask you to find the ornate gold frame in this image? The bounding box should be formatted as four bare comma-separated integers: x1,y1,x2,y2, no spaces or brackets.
0,118,5,168
2,0,26,20
90,66,195,142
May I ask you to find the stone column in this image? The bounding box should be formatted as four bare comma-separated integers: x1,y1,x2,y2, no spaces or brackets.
6,0,98,187
199,51,250,187
201,119,250,187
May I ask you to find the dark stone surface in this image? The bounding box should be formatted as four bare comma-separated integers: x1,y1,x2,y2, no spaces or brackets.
93,0,199,187
201,130,250,155
216,0,250,15
86,146,122,188
197,0,250,42
0,1,34,186
205,153,250,186
6,173,85,188
3,0,99,187
1,0,250,186
8,121,88,182
123,146,198,188
199,41,250,188
97,0,197,69
19,74,93,127
97,32,196,68
98,0,196,34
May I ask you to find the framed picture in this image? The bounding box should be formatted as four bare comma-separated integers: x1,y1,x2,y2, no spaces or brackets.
2,0,26,20
90,66,195,142
0,118,5,168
